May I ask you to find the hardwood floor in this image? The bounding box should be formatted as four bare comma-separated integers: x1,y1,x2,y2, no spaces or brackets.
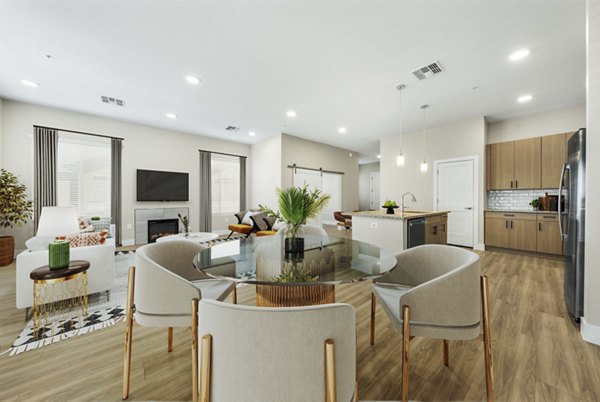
1,236,600,401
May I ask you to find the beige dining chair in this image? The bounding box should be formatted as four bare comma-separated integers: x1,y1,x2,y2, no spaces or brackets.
122,240,236,400
370,244,494,402
193,299,357,402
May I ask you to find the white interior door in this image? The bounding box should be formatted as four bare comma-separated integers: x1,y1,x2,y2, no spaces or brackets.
436,159,474,247
370,172,380,210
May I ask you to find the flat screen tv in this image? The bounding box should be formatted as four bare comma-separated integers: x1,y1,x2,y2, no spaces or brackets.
137,169,189,201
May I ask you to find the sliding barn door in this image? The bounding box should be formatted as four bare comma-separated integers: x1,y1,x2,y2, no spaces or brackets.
293,168,342,226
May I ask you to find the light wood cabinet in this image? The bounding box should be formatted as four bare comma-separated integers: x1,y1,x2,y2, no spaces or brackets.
541,133,569,188
489,142,514,190
536,214,563,255
486,144,491,191
425,214,448,245
485,212,537,251
513,138,541,189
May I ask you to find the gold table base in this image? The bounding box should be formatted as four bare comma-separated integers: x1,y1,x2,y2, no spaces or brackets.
255,284,335,307
32,271,88,339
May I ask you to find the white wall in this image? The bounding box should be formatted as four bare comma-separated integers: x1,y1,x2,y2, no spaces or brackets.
0,100,250,248
582,0,600,344
380,117,486,246
358,162,379,210
250,134,282,209
487,104,585,144
280,134,359,212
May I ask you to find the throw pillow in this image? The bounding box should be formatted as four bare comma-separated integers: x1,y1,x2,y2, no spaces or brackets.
250,213,268,231
57,230,109,248
241,211,261,226
78,217,90,231
272,219,285,231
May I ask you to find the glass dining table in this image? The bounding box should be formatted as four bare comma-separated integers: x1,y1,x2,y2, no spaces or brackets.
193,235,397,307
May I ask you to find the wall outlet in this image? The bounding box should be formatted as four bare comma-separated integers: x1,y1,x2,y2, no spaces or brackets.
370,222,379,229
126,223,132,230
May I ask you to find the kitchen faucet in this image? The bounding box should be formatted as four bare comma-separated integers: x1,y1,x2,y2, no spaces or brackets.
401,192,417,217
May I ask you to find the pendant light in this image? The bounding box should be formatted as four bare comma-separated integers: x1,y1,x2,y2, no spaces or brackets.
396,84,406,166
420,104,429,173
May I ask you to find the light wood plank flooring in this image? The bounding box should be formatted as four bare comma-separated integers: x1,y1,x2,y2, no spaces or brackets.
1,239,600,401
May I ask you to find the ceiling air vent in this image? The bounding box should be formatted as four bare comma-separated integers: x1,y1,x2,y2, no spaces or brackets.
411,61,444,81
225,126,240,132
101,96,125,107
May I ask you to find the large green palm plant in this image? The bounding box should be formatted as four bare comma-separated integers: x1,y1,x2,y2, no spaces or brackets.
259,185,330,240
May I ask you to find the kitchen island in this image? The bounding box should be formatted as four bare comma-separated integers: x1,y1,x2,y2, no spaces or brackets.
352,210,450,254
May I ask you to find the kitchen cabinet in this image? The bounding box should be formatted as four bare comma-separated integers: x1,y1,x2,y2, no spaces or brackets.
541,133,569,188
485,212,537,251
536,214,563,255
486,144,491,191
513,137,541,189
425,214,448,245
489,141,514,190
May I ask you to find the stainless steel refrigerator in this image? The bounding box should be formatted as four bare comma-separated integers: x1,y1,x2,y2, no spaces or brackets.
560,128,586,321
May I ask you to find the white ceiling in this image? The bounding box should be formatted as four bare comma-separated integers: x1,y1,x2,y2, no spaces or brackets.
0,0,586,159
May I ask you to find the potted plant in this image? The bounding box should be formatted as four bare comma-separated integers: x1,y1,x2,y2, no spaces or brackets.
0,169,33,266
530,198,540,211
178,213,191,235
260,185,330,254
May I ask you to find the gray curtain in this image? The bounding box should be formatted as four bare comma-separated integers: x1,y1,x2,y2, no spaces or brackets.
199,151,212,232
239,156,246,211
33,127,58,233
111,138,123,246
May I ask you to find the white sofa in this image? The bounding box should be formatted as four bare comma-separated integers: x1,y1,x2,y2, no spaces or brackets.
16,238,116,311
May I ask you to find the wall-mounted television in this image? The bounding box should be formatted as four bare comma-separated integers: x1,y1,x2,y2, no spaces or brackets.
137,169,189,202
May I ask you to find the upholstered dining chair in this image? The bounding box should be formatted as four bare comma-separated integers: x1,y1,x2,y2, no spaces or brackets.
193,299,357,402
370,244,494,402
122,240,236,400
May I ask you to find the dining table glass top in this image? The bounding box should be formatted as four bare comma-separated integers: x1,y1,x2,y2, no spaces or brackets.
193,235,397,286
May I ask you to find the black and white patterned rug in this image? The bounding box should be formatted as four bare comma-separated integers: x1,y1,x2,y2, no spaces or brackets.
3,236,244,357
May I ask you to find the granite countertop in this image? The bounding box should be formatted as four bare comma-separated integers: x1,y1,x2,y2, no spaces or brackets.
352,210,450,220
485,209,564,214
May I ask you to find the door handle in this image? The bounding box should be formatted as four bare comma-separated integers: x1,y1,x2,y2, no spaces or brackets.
510,180,514,188
505,220,508,229
464,207,473,210
510,221,513,229
515,180,518,188
539,222,542,231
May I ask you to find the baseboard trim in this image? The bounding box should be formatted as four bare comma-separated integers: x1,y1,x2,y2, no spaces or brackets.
581,317,600,345
474,243,486,251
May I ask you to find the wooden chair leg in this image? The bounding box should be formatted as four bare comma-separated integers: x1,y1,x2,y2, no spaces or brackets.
200,334,212,402
233,285,238,304
402,305,410,402
443,339,449,367
122,266,135,400
481,275,495,402
370,292,376,346
192,299,199,402
325,339,337,402
226,231,234,239
168,327,173,352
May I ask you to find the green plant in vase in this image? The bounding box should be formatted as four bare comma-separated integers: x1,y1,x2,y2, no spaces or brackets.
259,185,330,253
178,213,191,235
530,199,540,211
0,169,33,266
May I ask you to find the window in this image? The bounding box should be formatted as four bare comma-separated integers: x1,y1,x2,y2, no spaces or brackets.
57,132,112,217
211,153,240,214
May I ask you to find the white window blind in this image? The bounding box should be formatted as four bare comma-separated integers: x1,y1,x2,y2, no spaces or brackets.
56,132,112,217
211,153,240,214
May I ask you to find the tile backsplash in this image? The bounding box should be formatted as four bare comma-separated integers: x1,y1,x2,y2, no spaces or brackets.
487,189,562,211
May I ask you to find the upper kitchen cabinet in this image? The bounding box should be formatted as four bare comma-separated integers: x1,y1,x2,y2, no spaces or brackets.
513,137,541,189
489,141,514,189
541,132,570,188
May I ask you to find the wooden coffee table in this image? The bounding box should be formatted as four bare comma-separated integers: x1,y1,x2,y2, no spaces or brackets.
30,260,90,338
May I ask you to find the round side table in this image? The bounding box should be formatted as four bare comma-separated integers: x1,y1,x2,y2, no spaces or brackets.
30,260,90,338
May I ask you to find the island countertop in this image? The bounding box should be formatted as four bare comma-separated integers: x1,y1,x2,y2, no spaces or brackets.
351,210,450,220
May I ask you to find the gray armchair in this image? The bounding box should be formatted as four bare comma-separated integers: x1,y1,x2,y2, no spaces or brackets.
370,244,494,402
122,240,236,400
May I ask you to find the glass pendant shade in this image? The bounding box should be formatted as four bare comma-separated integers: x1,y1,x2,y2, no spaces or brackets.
420,160,428,173
396,153,405,166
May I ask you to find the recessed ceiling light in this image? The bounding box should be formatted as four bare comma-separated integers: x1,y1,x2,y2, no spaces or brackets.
249,131,256,136
377,154,381,159
509,49,530,61
21,79,39,87
286,110,297,118
185,75,201,85
517,94,533,103
338,127,347,134
166,113,177,119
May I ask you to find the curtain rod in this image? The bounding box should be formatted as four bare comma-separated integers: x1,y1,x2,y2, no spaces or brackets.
287,164,344,175
199,149,248,158
34,125,124,141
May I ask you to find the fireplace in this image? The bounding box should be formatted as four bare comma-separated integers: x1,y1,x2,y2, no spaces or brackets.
147,219,179,243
